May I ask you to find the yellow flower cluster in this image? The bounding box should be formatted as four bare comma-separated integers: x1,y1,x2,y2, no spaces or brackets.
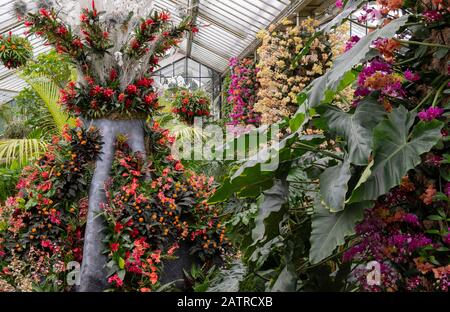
254,18,333,124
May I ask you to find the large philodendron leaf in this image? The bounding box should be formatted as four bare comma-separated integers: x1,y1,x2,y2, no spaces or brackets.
319,97,387,166
208,130,324,204
251,179,289,244
319,160,352,212
309,199,373,264
349,106,444,203
297,14,409,112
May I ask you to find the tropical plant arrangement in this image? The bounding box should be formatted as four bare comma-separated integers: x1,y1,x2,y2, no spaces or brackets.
0,50,74,168
209,0,449,292
170,88,210,125
0,0,229,292
102,121,228,291
227,57,261,126
0,32,32,69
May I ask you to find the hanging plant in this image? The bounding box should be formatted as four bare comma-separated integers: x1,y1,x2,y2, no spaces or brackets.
171,88,210,125
254,18,333,124
227,57,260,126
0,32,32,69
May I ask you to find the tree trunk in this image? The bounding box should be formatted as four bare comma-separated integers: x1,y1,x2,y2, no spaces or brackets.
79,119,146,292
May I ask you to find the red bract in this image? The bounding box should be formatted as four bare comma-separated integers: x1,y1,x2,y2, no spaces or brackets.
126,84,138,95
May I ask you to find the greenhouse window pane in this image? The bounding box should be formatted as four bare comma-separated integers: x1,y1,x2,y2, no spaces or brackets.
201,64,213,78
187,58,201,78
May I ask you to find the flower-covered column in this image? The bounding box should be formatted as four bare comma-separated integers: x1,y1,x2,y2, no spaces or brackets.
80,120,146,291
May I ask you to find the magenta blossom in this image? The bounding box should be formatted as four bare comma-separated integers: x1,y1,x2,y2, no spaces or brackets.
345,35,360,52
423,10,442,22
418,107,444,121
404,69,420,82
335,0,343,9
445,183,450,198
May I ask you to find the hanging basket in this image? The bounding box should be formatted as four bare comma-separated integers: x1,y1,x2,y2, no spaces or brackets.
0,33,33,69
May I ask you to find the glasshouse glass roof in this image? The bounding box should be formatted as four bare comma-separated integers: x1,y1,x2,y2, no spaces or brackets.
0,0,338,103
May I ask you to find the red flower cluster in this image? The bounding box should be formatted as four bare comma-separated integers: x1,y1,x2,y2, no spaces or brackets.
171,89,211,125
0,32,33,69
59,73,159,119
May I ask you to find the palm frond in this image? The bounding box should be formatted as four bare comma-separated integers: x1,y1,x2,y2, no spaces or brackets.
0,137,47,167
157,115,206,143
20,74,75,131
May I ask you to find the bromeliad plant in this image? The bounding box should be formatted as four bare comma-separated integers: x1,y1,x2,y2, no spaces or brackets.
12,0,201,291
171,88,211,125
209,0,449,292
18,0,197,119
0,32,32,69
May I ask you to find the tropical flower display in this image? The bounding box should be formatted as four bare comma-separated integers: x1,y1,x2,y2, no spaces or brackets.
0,32,32,69
344,171,450,292
18,1,197,119
227,57,260,126
254,18,333,124
2,0,450,297
0,121,102,291
171,88,210,125
0,118,229,292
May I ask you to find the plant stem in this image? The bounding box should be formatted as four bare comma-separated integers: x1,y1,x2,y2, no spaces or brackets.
431,79,450,107
414,89,436,111
293,143,344,162
337,90,352,107
394,38,450,49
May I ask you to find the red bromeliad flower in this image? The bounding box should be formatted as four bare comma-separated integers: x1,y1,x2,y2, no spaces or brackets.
108,274,123,288
126,84,138,95
159,12,170,21
103,88,115,98
110,243,120,252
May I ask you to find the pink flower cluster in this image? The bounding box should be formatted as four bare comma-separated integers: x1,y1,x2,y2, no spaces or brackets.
344,35,360,52
227,57,261,126
418,107,445,121
354,58,405,100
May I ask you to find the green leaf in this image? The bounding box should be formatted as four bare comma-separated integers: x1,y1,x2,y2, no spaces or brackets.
319,160,352,212
21,74,75,131
319,97,387,165
289,113,305,132
349,106,444,203
271,265,297,292
251,179,289,244
309,199,373,264
320,0,366,33
118,257,125,270
25,197,39,210
117,270,126,281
